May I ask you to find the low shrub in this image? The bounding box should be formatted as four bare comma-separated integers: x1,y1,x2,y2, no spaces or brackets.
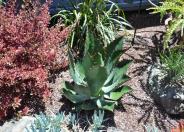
0,0,68,120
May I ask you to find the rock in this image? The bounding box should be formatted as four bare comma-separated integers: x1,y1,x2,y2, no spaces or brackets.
148,64,184,115
0,116,35,132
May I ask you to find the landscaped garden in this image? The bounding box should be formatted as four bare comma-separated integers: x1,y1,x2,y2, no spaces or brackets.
0,0,184,131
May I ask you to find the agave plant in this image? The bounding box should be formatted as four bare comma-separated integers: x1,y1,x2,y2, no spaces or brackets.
62,33,132,111
53,0,131,53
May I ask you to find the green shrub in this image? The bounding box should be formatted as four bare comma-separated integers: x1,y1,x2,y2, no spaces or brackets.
53,0,131,53
160,49,184,82
150,0,184,50
62,33,132,111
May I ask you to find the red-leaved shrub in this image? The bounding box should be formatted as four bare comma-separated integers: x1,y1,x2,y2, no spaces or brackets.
0,0,68,119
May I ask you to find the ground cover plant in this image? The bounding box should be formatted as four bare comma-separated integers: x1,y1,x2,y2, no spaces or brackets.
160,49,184,82
150,0,184,50
27,110,105,132
53,0,132,56
0,0,68,120
63,32,132,111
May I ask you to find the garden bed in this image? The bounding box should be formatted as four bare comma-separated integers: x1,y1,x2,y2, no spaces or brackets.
44,11,180,132
0,2,183,131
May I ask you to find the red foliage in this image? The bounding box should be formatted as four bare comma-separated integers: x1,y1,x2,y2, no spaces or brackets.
0,0,68,119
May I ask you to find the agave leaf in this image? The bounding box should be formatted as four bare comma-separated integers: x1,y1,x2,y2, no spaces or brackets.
113,60,132,82
69,51,86,85
106,50,122,73
91,53,105,67
63,82,90,103
96,99,116,112
82,52,92,70
73,62,86,85
106,37,124,60
105,37,124,72
74,84,91,97
85,31,95,54
108,86,132,101
104,68,116,85
85,66,107,96
102,74,130,94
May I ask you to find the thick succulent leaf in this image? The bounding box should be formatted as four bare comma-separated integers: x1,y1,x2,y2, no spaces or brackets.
63,82,90,103
105,38,126,73
86,66,107,96
113,60,132,83
74,62,86,85
68,51,85,85
74,83,91,97
103,60,131,92
84,31,95,54
96,99,116,112
68,50,76,78
106,50,122,73
108,86,132,101
104,69,116,85
107,37,124,53
105,37,124,62
82,52,92,71
93,53,104,67
102,75,130,93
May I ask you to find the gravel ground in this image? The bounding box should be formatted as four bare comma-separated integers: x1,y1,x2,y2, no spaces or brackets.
113,26,178,132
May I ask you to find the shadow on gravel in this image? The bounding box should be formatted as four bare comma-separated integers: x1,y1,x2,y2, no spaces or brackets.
122,31,179,131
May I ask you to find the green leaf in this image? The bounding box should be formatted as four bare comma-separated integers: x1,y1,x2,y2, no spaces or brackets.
102,74,130,94
84,32,95,54
96,99,116,112
109,86,132,100
82,52,92,71
106,50,122,73
86,66,107,96
106,37,124,60
63,82,89,103
68,50,86,85
105,37,125,72
92,53,104,67
74,84,91,97
113,60,132,83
